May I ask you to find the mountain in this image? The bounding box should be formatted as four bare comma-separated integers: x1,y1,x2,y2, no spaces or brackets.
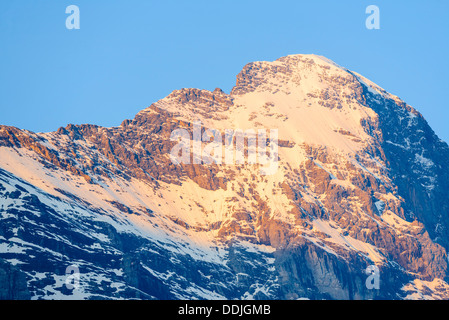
1,54,449,300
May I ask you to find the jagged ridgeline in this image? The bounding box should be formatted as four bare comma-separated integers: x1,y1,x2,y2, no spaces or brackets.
1,54,449,300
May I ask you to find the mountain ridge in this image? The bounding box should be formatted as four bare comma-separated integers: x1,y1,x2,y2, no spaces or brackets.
1,54,449,299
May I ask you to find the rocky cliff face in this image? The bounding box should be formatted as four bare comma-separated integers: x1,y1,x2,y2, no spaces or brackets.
1,54,449,300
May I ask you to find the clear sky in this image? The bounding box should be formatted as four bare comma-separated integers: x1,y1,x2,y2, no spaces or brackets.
1,1,448,142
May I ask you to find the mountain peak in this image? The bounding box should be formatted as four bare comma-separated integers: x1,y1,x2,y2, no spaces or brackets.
2,54,449,300
231,54,355,96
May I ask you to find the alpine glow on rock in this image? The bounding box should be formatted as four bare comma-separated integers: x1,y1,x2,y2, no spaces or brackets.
1,55,449,300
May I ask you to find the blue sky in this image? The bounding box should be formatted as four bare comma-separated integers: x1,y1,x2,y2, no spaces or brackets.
1,1,448,142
